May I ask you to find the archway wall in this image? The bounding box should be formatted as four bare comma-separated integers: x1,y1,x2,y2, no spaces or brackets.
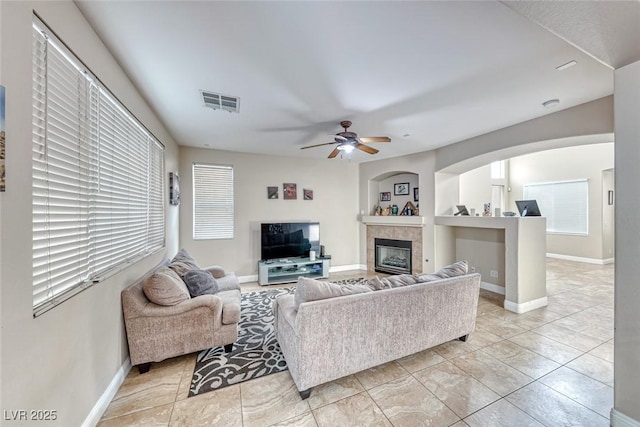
435,95,613,174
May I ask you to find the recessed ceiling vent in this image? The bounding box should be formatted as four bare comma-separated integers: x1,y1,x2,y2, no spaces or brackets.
201,91,240,113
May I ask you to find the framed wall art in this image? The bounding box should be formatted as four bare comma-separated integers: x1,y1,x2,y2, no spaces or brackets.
394,182,410,196
283,183,297,200
303,188,313,200
380,192,391,202
169,172,180,205
267,186,279,199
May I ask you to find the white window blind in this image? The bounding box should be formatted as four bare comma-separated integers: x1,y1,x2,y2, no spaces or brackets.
193,163,234,240
32,18,165,316
523,179,588,235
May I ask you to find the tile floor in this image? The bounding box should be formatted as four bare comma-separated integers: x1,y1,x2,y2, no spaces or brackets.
99,259,614,426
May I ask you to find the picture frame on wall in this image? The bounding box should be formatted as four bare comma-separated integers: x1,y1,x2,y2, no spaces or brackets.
303,188,313,200
169,172,180,205
394,182,410,196
414,187,419,202
267,186,279,199
283,183,297,200
380,192,391,202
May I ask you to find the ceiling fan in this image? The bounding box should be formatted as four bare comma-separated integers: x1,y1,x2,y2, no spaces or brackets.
301,121,391,158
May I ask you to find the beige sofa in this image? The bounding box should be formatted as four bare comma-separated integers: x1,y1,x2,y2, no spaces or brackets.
122,251,241,373
273,271,480,398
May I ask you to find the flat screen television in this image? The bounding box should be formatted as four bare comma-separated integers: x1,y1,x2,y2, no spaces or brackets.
261,222,320,261
515,200,542,217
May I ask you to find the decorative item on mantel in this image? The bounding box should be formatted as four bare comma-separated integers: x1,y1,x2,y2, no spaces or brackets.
391,204,399,215
400,201,418,216
483,202,492,217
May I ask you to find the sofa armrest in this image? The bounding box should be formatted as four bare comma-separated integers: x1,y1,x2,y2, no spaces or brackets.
126,294,221,319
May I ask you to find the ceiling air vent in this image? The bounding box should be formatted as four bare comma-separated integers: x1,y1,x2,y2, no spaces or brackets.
201,91,240,113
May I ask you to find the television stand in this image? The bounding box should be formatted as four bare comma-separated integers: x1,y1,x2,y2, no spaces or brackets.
258,257,330,286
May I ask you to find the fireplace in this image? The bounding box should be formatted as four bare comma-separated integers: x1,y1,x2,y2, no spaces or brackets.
375,238,412,275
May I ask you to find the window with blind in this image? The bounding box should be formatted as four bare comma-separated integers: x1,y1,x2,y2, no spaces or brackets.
523,179,589,235
193,163,234,240
32,18,165,316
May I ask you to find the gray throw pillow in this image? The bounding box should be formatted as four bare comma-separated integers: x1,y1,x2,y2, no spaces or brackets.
171,249,200,270
183,269,219,297
294,276,372,310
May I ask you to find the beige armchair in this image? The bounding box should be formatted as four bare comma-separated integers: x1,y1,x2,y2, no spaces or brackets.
122,263,241,373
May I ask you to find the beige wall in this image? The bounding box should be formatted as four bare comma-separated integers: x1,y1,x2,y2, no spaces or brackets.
508,143,614,260
455,228,505,288
0,2,180,425
436,96,613,173
459,165,493,214
614,59,640,424
179,147,360,275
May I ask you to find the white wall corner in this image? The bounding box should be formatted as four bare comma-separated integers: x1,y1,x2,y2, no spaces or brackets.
82,358,131,427
504,297,548,314
611,409,640,427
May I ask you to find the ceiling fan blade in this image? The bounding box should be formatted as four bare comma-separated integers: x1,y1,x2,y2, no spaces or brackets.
359,136,391,143
355,143,379,155
328,147,341,158
300,142,338,150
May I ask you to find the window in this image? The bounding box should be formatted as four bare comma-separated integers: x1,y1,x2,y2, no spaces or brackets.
32,18,165,316
491,160,505,180
523,180,588,235
491,185,505,212
193,163,234,240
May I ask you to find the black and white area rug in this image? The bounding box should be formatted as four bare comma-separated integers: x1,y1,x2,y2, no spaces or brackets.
189,278,364,397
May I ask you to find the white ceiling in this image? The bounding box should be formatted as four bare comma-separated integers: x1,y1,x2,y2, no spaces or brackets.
74,1,636,163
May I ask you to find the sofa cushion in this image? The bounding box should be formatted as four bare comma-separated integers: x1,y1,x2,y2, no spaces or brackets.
183,269,219,297
294,277,372,310
416,260,469,283
171,249,200,270
167,261,193,277
142,267,191,306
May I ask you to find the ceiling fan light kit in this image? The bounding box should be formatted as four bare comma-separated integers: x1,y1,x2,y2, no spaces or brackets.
300,120,391,159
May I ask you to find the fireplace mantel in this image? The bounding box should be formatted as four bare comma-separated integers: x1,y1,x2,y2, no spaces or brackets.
361,215,425,227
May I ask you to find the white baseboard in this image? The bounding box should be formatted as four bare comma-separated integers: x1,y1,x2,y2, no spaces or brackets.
330,264,366,273
480,282,505,295
238,274,258,283
611,409,640,427
82,357,131,427
547,253,614,265
504,296,548,314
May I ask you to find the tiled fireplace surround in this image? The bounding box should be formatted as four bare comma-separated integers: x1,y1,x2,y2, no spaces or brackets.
366,225,423,275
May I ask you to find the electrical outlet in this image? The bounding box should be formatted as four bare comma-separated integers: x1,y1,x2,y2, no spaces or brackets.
490,270,498,278
470,266,476,273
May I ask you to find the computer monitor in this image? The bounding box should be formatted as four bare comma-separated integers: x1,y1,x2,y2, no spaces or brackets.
454,205,470,216
515,200,541,217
